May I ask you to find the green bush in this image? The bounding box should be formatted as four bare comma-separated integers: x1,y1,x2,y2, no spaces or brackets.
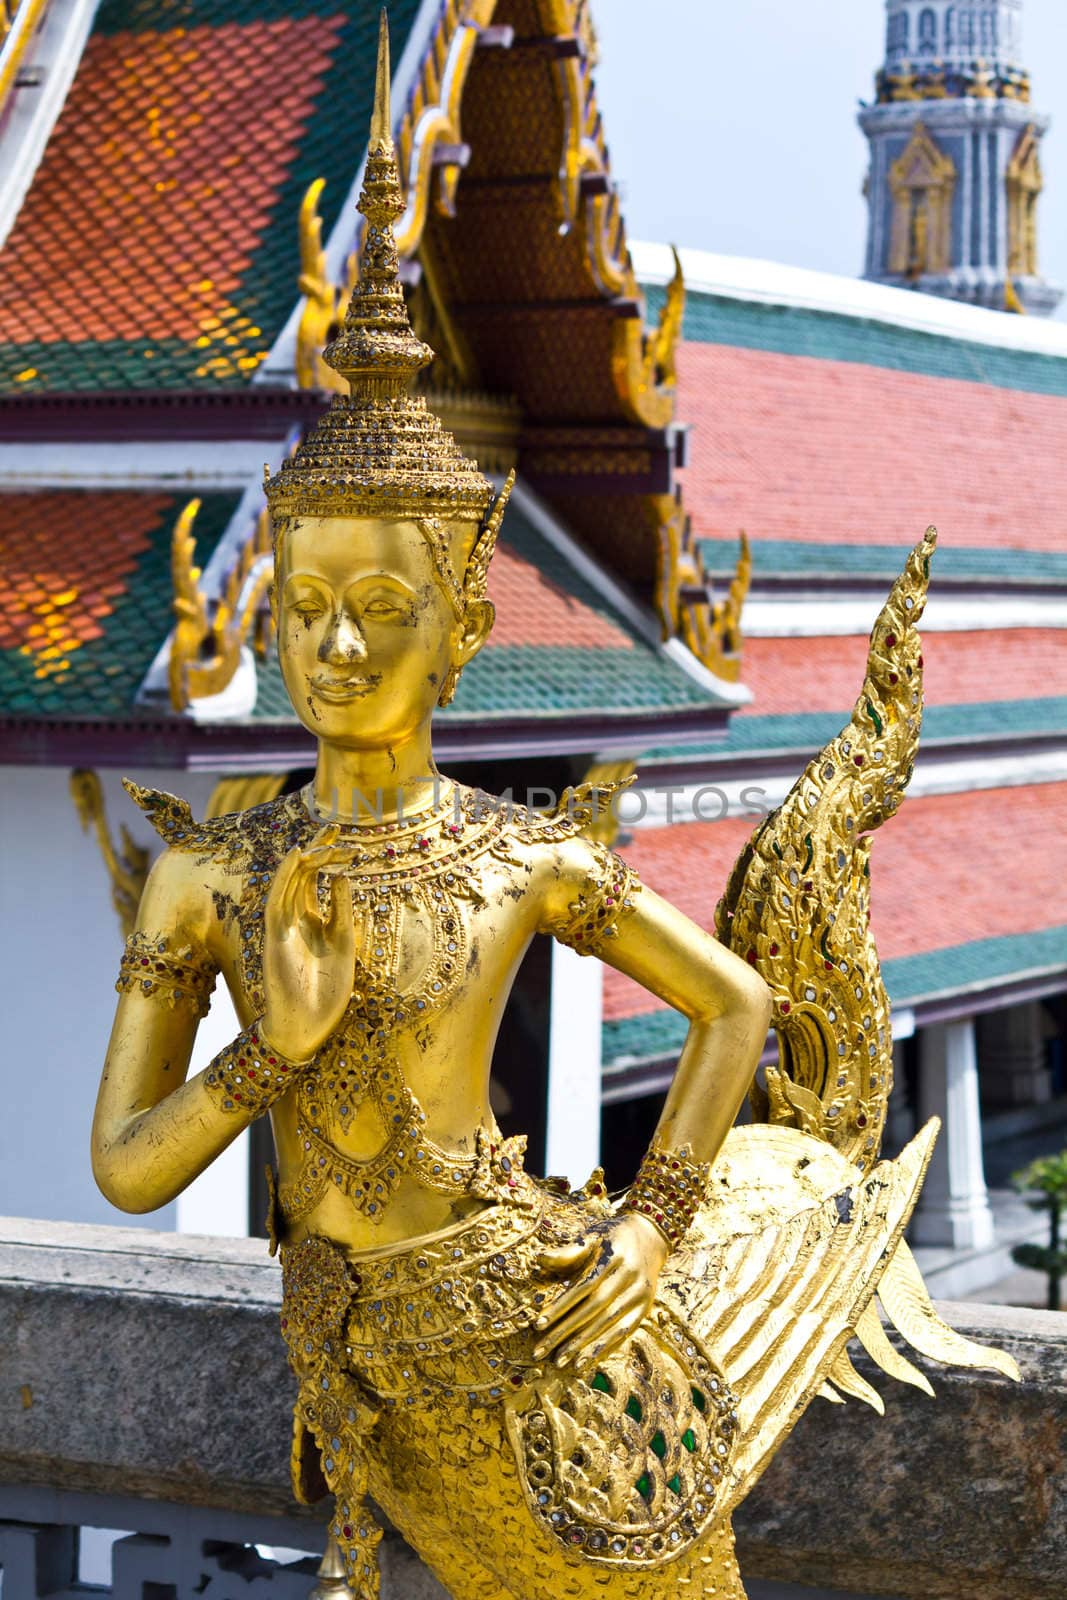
1012,1152,1067,1311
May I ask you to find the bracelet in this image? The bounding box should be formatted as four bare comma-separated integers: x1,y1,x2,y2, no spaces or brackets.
116,931,216,1018
202,1024,304,1116
622,1143,711,1249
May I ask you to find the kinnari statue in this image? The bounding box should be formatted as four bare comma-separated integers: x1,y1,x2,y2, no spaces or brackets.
91,16,1017,1598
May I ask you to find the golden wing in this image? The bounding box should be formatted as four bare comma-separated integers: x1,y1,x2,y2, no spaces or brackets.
664,1121,1018,1516
715,527,936,1172
688,527,1018,1507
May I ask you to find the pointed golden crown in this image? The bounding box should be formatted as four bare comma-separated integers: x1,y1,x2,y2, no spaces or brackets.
266,11,497,525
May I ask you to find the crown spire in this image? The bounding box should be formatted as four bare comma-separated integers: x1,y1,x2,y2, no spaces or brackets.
370,7,391,147
320,9,432,395
265,9,498,525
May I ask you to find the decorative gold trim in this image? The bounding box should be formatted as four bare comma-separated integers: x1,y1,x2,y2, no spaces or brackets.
292,0,678,430
887,122,956,278
0,0,51,111
69,769,150,938
169,500,275,713
1007,124,1042,280
715,529,937,1170
576,761,636,847
393,0,496,255
656,504,749,682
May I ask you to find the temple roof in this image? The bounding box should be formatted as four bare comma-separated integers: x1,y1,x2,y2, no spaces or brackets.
0,0,425,394
603,782,1067,1086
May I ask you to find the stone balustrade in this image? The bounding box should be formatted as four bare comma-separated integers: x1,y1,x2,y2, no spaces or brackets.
0,1216,1063,1599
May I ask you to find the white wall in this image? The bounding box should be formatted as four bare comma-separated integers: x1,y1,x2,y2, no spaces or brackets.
0,764,222,1230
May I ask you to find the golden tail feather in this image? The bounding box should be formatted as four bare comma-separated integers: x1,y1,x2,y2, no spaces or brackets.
876,1237,1022,1382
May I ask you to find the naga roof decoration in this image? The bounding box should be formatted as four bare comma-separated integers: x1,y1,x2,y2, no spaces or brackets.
0,490,239,718
168,499,275,712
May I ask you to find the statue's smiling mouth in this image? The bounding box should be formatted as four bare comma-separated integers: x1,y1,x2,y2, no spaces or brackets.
310,674,382,703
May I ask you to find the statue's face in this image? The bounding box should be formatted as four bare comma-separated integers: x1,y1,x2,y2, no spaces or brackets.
275,515,477,747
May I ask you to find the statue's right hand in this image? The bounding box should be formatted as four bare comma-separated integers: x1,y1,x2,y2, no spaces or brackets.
261,827,356,1063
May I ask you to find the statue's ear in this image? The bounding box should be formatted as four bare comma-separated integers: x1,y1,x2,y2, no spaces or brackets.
456,598,495,666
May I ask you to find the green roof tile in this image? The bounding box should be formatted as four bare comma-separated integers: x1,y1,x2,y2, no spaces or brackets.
643,696,1067,762
603,926,1067,1067
698,538,1067,587
644,284,1067,400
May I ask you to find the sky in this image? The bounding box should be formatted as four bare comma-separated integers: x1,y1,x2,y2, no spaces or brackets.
593,0,1067,316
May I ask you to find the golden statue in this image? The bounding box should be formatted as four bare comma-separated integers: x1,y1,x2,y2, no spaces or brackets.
92,17,1016,1598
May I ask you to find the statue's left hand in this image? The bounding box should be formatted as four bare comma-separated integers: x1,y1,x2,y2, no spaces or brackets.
532,1211,670,1369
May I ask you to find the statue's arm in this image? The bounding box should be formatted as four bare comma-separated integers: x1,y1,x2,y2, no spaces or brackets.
91,848,259,1214
92,828,356,1215
597,882,772,1164
532,839,771,1365
543,835,772,1167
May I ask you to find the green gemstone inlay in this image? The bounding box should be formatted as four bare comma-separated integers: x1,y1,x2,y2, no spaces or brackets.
668,1473,682,1495
865,697,884,737
636,1472,651,1499
682,1429,697,1453
625,1396,643,1423
591,1372,612,1394
691,1387,706,1412
803,833,814,871
650,1430,667,1459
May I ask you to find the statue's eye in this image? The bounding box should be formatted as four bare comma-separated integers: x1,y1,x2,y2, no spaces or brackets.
290,601,324,620
363,598,403,618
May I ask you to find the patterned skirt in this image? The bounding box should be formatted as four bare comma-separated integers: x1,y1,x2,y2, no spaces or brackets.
280,1173,747,1600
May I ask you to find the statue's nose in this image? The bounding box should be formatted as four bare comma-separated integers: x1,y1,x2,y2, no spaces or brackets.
319,613,368,665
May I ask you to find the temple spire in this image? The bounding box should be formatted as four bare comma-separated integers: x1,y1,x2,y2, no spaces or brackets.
858,1,1061,316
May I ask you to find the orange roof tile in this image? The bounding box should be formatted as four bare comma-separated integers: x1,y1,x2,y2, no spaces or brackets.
738,630,1067,717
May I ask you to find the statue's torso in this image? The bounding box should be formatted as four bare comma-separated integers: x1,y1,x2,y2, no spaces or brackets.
134,782,621,1252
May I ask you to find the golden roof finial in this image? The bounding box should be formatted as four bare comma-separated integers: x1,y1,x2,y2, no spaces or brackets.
266,7,497,524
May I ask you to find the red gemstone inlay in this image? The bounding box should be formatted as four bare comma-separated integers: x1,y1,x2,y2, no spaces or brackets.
768,942,779,956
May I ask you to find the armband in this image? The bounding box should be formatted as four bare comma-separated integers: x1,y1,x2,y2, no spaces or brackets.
116,931,216,1018
547,844,640,955
203,1024,304,1117
622,1143,711,1249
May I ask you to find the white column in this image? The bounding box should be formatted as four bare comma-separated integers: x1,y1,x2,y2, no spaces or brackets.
175,984,250,1238
544,943,603,1187
912,1019,995,1251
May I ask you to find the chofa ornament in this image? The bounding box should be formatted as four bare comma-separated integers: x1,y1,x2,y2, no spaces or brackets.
91,13,1019,1600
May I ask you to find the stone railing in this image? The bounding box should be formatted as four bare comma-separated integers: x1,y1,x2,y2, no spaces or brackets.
0,1216,1063,1599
